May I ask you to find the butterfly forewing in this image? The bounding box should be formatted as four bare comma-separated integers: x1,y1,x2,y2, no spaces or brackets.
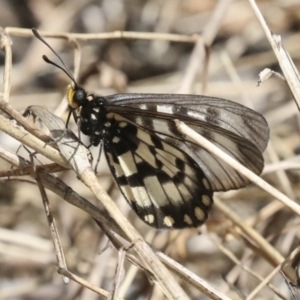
104,112,213,229
106,93,268,152
104,94,269,192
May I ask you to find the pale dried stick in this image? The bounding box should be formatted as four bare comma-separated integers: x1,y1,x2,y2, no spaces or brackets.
248,0,300,110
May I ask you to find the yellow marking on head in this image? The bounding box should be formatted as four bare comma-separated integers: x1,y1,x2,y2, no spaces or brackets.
202,195,211,206
66,84,78,109
194,207,205,221
163,216,175,227
144,214,155,224
184,214,193,225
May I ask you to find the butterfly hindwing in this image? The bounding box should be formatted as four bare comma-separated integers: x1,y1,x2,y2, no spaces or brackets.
104,112,213,229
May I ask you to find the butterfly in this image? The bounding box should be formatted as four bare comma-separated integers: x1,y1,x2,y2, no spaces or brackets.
33,29,269,229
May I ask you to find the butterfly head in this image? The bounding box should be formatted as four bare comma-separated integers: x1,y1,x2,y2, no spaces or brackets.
67,83,87,109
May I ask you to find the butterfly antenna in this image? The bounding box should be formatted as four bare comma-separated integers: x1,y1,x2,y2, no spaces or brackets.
32,28,77,87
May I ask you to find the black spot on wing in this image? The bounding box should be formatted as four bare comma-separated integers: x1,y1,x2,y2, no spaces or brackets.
150,133,163,149
175,158,185,171
116,175,128,186
126,173,143,187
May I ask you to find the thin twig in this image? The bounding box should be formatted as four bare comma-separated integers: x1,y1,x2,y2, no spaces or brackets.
0,28,12,102
5,27,197,43
248,0,300,111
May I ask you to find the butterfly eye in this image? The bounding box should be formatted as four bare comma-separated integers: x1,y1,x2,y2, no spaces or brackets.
74,88,86,105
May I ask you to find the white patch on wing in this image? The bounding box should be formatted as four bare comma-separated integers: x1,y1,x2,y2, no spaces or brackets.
151,119,172,135
163,216,174,227
144,214,155,224
135,117,143,125
162,142,186,161
183,164,198,178
113,162,124,178
137,129,154,146
143,176,167,208
194,207,205,221
134,154,143,164
118,151,137,176
132,186,152,207
139,104,147,110
156,149,177,166
157,105,174,114
112,136,120,143
178,183,193,200
107,112,126,122
184,214,193,225
162,181,182,206
156,152,179,175
161,165,176,178
183,177,197,193
135,143,157,168
107,153,123,177
106,153,136,202
202,178,211,190
202,195,211,206
187,110,205,121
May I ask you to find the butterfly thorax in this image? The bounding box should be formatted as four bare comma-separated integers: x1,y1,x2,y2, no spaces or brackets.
76,95,112,147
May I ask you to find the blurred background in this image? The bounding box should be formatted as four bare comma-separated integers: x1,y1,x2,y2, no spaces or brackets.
1,0,300,299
